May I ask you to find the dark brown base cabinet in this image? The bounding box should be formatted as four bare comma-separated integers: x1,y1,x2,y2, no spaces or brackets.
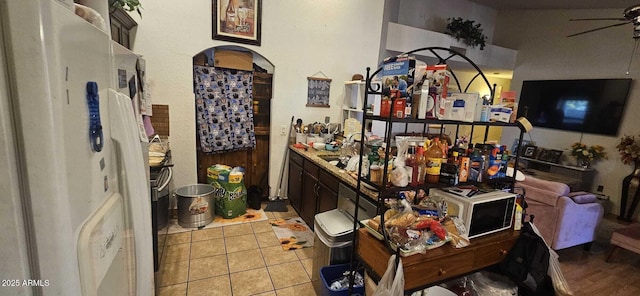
288,149,339,228
288,152,303,214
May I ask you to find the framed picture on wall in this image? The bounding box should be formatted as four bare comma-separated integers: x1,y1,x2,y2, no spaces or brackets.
523,145,538,158
212,0,262,46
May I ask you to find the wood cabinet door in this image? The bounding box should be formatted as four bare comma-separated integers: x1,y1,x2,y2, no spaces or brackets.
317,171,339,214
301,170,318,227
288,160,303,214
317,182,338,214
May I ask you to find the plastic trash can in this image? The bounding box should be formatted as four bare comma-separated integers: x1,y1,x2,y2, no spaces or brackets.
320,263,364,296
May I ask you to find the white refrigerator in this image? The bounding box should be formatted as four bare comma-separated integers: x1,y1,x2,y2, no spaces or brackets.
0,1,153,295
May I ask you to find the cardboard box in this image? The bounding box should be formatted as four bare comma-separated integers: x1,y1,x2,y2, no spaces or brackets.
490,106,513,123
500,91,518,122
214,49,253,71
382,55,416,100
448,92,479,122
459,157,470,182
393,98,406,118
412,93,422,119
426,65,451,98
380,99,391,117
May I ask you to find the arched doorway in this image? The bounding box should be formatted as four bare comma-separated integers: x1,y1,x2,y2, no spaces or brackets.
193,46,274,198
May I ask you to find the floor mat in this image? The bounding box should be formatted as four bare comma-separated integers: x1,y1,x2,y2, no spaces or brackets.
270,217,315,251
264,199,288,212
164,208,268,234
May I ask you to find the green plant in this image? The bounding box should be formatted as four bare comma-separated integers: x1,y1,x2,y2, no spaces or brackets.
109,0,142,17
444,17,487,50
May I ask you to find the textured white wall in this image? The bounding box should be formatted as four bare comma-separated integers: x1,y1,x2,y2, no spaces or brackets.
132,0,384,196
495,9,640,219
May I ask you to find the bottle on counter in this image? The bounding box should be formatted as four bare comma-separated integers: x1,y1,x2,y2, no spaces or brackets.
425,138,444,183
417,142,426,185
368,145,382,185
406,142,417,186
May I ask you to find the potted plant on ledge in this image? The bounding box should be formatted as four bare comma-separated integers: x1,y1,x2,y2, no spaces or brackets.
444,17,488,50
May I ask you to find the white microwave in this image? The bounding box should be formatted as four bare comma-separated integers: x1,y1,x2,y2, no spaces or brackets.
430,188,516,239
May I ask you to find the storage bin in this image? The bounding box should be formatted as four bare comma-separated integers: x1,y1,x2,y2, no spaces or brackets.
320,263,364,296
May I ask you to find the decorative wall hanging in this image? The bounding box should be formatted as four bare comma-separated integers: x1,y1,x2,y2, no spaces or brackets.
213,0,262,46
193,65,256,153
306,72,331,107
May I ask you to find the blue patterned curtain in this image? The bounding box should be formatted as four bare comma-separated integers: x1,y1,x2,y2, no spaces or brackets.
194,66,256,153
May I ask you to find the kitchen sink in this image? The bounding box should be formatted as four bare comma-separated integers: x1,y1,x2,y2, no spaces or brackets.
317,155,341,162
317,154,350,169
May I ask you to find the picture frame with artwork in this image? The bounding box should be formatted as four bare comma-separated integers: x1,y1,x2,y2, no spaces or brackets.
306,77,331,107
523,145,538,158
537,149,563,163
512,139,536,156
212,0,262,46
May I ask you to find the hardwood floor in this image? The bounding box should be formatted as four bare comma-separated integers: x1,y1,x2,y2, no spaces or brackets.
558,215,640,296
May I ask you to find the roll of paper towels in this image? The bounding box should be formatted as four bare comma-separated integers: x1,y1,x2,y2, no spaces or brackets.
516,117,533,132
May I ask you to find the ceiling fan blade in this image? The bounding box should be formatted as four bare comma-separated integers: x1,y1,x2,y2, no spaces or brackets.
570,18,628,21
567,22,630,37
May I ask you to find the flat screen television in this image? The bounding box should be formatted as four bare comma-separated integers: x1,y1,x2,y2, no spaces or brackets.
516,79,632,136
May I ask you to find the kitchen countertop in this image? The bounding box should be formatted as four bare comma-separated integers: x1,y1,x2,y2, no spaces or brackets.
288,145,379,200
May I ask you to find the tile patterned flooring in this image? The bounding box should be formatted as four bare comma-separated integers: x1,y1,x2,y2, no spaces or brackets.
156,204,318,296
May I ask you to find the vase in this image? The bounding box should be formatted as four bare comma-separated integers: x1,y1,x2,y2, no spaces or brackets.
619,160,640,221
577,158,590,168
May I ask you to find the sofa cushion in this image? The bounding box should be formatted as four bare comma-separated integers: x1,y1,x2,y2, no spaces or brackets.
566,191,597,204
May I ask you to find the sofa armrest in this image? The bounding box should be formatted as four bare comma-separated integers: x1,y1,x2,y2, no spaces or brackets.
566,191,598,204
553,196,603,249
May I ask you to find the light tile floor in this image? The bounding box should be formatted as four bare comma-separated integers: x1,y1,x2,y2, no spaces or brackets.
157,204,319,296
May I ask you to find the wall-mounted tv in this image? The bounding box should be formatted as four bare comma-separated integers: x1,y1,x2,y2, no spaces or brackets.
516,79,632,136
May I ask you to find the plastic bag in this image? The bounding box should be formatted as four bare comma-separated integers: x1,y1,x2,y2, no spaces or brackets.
390,157,409,187
469,271,518,296
372,255,404,296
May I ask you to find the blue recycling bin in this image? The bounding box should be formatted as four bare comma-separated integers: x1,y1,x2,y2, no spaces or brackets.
320,264,365,296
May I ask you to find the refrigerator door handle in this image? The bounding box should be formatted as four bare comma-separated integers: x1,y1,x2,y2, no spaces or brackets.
108,89,154,295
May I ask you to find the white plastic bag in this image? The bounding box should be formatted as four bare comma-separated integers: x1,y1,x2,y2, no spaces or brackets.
372,255,404,296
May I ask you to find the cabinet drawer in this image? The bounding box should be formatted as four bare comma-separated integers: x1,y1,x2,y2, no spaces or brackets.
304,160,320,176
403,251,474,289
472,238,517,269
319,170,340,189
289,150,303,166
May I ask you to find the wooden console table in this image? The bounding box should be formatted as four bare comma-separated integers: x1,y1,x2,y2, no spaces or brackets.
519,157,595,192
357,228,519,292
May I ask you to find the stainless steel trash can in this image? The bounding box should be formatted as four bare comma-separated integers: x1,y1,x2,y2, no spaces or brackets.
311,209,355,295
176,184,215,228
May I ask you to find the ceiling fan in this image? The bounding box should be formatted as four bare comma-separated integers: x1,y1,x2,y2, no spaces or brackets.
567,4,640,74
567,4,640,38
